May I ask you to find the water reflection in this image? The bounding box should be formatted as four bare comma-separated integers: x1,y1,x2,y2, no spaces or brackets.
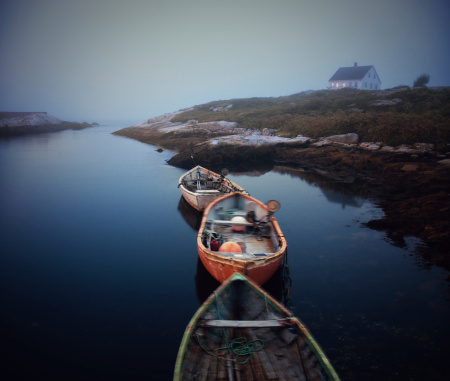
194,258,221,303
177,196,203,230
205,162,274,176
321,189,365,209
194,256,291,307
273,165,370,201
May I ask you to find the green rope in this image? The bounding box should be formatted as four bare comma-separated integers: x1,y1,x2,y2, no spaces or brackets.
217,337,265,364
213,291,266,364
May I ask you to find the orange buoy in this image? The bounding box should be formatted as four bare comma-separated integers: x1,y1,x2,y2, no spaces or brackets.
219,241,242,253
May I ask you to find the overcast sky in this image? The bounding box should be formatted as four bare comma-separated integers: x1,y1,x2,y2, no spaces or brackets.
1,0,449,123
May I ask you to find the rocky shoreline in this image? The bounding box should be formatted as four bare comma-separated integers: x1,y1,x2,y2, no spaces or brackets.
0,112,97,137
115,113,450,273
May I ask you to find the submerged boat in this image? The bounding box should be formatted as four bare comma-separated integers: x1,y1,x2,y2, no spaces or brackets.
197,192,287,285
178,165,247,211
174,273,340,381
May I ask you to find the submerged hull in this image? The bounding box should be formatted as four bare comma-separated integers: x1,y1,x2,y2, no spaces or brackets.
178,165,247,211
174,273,340,381
197,192,287,285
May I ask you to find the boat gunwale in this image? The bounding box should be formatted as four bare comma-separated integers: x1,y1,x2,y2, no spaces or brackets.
197,192,287,266
178,165,247,196
173,273,340,381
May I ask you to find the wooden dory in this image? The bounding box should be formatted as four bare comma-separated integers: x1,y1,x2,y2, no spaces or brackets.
174,273,340,381
197,192,287,285
178,165,247,211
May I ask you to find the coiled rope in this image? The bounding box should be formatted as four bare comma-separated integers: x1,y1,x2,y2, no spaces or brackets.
217,336,265,364
212,291,266,364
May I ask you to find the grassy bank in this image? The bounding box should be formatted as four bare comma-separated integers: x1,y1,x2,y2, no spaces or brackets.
171,87,450,151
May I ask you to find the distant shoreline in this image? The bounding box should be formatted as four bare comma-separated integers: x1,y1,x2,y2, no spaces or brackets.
0,112,98,137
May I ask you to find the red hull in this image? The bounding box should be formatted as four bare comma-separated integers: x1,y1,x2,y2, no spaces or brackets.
197,193,287,286
197,245,285,285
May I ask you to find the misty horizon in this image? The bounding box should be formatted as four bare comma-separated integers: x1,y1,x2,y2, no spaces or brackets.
1,0,449,123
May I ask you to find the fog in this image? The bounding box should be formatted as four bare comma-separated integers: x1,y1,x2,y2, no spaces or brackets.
1,0,449,123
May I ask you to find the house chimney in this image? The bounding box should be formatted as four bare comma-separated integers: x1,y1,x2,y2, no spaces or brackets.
354,62,358,67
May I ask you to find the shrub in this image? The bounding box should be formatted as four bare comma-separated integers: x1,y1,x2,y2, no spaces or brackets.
413,73,430,88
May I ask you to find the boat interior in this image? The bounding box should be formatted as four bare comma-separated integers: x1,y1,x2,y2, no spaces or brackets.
181,278,330,381
182,168,238,193
201,194,281,259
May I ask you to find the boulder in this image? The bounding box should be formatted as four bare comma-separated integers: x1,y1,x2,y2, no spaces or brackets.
210,104,233,112
262,128,277,136
414,143,434,152
438,159,450,166
371,98,402,106
360,142,381,151
323,133,359,145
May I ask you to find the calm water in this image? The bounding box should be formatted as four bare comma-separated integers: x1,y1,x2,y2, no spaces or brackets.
1,125,449,380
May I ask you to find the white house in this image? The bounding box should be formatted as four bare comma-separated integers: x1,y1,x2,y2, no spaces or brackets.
328,63,381,90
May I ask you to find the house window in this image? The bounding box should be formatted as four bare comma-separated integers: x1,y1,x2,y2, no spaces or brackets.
331,82,335,87
370,83,373,89
364,82,367,88
368,73,371,78
354,82,357,87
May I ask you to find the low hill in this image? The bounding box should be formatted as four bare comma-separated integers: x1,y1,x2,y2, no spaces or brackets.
170,86,450,151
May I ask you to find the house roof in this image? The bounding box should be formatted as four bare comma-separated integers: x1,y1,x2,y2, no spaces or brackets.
329,65,373,81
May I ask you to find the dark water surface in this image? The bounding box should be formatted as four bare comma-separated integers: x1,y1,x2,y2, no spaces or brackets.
1,125,449,380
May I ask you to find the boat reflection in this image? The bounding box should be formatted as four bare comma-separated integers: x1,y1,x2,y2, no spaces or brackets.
177,196,203,231
194,258,220,304
195,257,289,306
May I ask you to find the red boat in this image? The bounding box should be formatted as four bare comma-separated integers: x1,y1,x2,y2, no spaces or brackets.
197,192,287,285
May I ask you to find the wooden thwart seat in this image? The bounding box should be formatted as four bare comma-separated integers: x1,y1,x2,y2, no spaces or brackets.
199,319,287,328
196,189,220,194
209,219,253,226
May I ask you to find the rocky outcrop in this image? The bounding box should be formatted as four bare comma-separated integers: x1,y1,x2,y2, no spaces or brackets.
371,98,402,106
0,112,97,137
312,133,359,146
210,104,233,112
113,112,450,269
114,112,446,164
0,112,62,127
